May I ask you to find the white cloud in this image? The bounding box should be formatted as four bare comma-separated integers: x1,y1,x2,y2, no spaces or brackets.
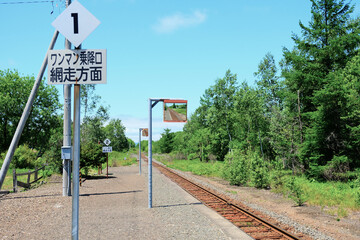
153,10,207,34
119,115,185,143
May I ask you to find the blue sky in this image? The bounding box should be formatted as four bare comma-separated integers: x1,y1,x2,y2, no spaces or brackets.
2,0,357,142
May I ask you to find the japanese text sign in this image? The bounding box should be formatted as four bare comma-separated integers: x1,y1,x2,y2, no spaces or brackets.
47,49,107,85
102,146,112,153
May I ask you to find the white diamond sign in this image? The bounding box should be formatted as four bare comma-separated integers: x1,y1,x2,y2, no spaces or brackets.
52,1,100,47
104,139,111,146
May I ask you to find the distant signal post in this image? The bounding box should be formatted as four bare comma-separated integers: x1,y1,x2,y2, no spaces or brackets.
138,128,148,175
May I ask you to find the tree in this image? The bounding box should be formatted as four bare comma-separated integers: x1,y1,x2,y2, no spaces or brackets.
80,141,105,170
282,0,360,170
201,70,237,160
0,69,61,153
158,128,175,154
254,52,282,111
81,105,109,145
80,105,109,169
232,82,270,158
81,85,101,119
103,119,128,152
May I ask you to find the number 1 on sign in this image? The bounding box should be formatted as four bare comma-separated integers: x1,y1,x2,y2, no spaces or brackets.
71,13,79,34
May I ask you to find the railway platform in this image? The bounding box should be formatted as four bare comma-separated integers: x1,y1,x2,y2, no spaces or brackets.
0,164,253,239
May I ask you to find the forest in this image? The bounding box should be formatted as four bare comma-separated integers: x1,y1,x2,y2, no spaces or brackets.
158,0,360,181
146,0,360,211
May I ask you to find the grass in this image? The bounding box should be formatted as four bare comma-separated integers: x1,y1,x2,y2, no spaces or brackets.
1,167,50,192
157,154,360,218
156,155,224,178
102,150,138,169
1,150,138,191
269,175,360,217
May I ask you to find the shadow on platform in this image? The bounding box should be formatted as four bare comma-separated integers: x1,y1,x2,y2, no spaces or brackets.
80,190,142,197
155,202,203,208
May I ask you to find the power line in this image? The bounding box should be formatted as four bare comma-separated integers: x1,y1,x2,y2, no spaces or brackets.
0,1,53,4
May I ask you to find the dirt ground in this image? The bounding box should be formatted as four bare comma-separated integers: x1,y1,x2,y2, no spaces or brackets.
189,174,360,240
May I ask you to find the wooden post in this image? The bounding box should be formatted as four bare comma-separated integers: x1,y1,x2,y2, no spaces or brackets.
13,169,17,193
34,167,38,181
106,153,108,179
27,170,31,186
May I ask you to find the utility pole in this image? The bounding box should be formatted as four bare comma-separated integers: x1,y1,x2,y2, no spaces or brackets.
63,0,72,197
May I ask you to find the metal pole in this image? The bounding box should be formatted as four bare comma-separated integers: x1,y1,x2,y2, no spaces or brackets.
63,0,72,196
63,83,72,197
148,99,153,208
139,128,142,175
72,84,80,240
0,30,59,190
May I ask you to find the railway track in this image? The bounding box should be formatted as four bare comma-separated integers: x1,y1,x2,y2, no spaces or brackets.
148,158,304,240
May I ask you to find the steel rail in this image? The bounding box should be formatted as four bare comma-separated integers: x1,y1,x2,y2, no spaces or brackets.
151,159,302,240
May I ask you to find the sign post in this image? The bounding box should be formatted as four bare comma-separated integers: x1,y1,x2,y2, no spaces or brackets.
148,99,187,208
51,1,102,239
138,128,148,175
139,129,142,175
103,139,112,178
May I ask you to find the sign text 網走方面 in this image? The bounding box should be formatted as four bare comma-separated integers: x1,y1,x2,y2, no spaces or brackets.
47,49,106,85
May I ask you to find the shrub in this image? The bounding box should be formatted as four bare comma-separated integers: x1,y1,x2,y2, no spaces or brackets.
250,153,270,189
80,141,106,169
11,144,38,169
356,191,360,207
270,169,289,192
287,177,307,206
222,150,250,186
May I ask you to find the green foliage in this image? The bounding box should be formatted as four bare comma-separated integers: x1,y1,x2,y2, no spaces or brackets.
222,150,250,186
103,119,128,152
81,85,101,118
222,150,270,188
11,144,38,169
41,116,63,173
193,70,238,161
106,150,137,168
269,169,290,193
0,69,61,153
287,177,308,206
139,140,148,152
127,138,136,149
158,128,175,154
282,0,360,171
158,152,360,213
250,153,270,188
158,156,223,178
356,191,360,207
80,141,106,169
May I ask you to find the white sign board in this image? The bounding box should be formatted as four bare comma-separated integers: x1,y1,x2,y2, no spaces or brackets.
47,49,107,85
104,139,111,146
102,146,112,153
52,1,100,47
